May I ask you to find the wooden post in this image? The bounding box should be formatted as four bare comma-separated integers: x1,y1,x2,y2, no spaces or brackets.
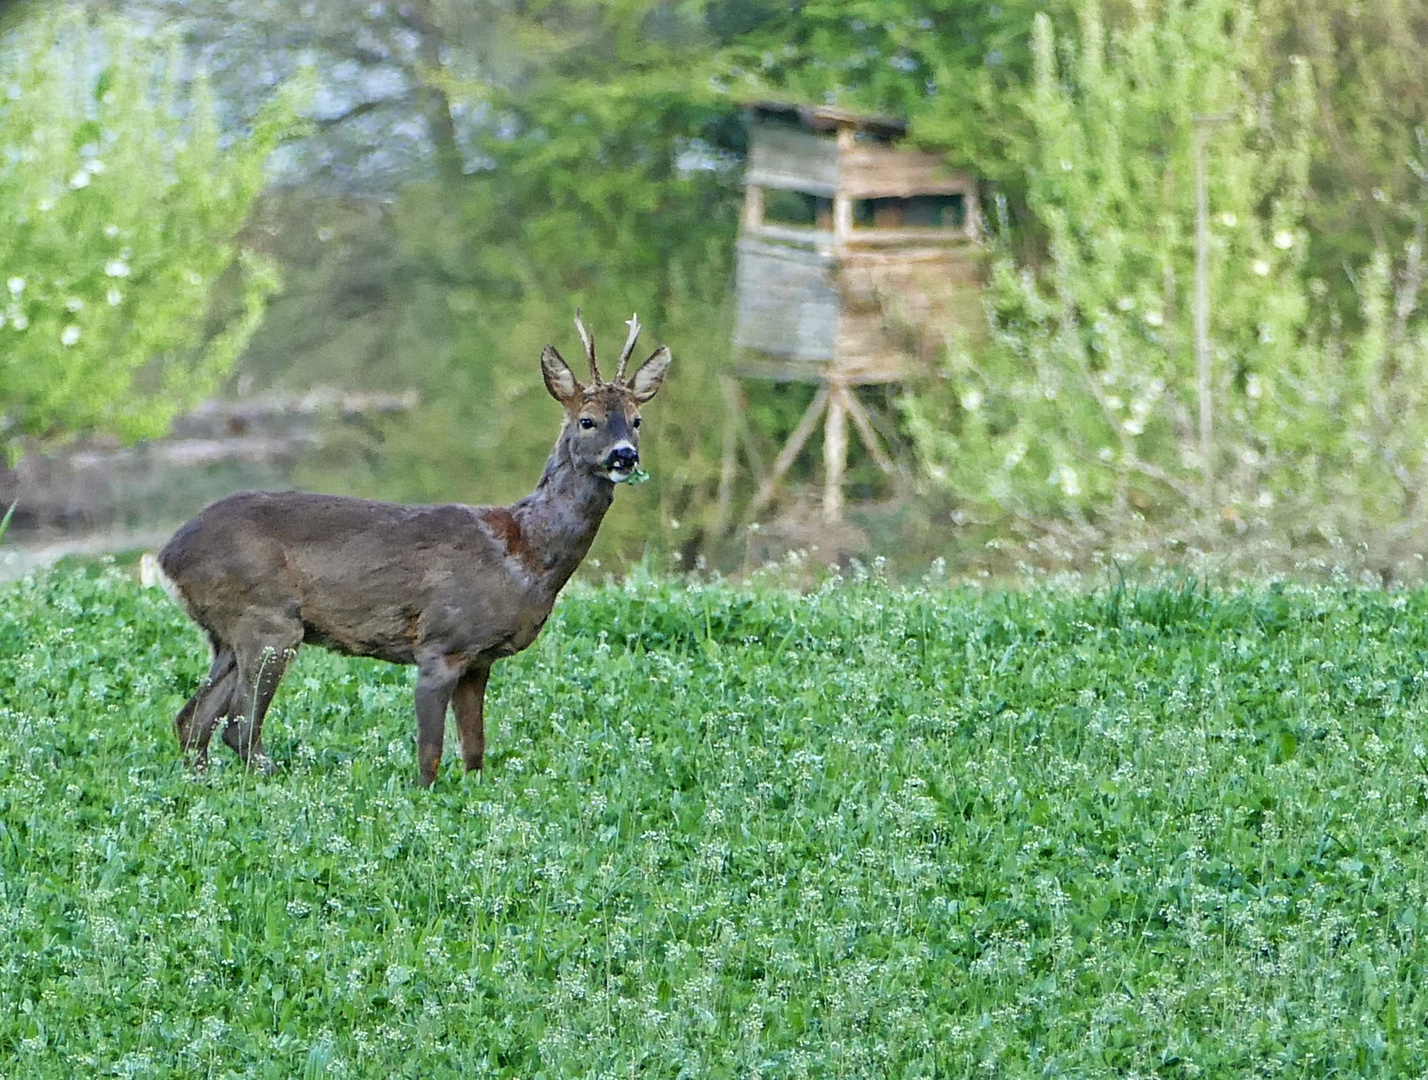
1194,125,1212,515
743,184,764,233
823,381,848,520
1193,112,1231,518
833,196,853,243
842,389,898,477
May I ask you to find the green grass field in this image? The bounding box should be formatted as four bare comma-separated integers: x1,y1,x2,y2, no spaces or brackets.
4,565,1428,1077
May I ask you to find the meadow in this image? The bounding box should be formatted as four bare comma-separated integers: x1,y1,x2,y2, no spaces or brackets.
4,563,1428,1077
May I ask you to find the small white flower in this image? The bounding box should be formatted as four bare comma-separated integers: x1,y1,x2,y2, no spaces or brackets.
960,387,983,412
103,224,120,238
1124,417,1144,436
1273,230,1294,250
6,277,23,296
37,198,53,213
1058,466,1081,496
60,325,80,346
1098,446,1114,462
1246,374,1262,400
1060,159,1073,171
1252,259,1270,277
12,313,28,330
1106,395,1123,410
105,259,130,278
65,297,84,313
1257,490,1274,509
1219,212,1238,228
1143,310,1164,328
86,159,105,174
107,288,123,306
1116,296,1135,311
69,170,90,189
185,270,203,286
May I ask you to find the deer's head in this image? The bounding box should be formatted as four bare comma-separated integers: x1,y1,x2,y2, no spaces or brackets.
541,312,672,483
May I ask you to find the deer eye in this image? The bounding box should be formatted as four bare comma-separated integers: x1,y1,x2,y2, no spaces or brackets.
579,417,596,430
632,416,641,429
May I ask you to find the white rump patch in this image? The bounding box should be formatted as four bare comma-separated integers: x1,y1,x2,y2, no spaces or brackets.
139,552,161,588
143,552,198,623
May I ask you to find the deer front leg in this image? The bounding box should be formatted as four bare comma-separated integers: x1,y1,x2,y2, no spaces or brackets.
453,664,491,773
414,654,463,787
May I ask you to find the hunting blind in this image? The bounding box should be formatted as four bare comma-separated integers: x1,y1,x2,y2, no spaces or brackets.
724,102,982,524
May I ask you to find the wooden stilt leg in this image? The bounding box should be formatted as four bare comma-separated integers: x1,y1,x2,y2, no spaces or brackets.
823,382,848,521
841,388,898,477
745,383,830,523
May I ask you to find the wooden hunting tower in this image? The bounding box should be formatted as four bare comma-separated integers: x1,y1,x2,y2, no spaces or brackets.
724,101,982,523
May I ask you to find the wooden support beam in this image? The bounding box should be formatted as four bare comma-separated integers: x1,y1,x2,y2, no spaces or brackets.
823,383,848,520
840,388,898,477
745,383,829,523
724,381,768,483
742,183,765,233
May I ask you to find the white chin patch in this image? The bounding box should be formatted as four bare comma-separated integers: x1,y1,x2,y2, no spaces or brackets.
605,468,633,483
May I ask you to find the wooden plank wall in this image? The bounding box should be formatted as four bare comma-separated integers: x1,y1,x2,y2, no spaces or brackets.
733,238,840,361
745,121,840,195
839,144,974,199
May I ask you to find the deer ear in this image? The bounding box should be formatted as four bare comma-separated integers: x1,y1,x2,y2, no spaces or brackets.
627,346,671,404
541,345,582,405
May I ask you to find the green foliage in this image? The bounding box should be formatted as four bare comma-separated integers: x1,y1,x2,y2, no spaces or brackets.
0,11,301,461
11,568,1428,1072
714,0,1047,182
909,0,1323,523
1258,0,1428,317
286,1,745,558
87,0,1428,559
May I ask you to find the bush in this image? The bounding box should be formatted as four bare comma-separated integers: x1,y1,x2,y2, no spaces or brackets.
0,10,302,462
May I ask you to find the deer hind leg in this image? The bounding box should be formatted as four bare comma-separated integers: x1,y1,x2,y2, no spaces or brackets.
224,614,303,772
453,664,491,773
176,646,238,769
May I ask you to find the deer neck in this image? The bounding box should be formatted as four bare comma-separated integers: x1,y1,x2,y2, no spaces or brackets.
510,428,615,593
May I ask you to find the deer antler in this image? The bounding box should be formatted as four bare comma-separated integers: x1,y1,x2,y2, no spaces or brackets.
573,309,601,383
615,313,642,383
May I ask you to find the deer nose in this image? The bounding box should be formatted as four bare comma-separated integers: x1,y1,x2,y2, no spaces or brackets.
606,445,638,472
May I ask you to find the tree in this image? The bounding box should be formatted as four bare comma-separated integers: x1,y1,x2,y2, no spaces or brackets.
0,10,301,461
1258,0,1428,315
323,0,749,553
907,0,1317,526
116,0,485,192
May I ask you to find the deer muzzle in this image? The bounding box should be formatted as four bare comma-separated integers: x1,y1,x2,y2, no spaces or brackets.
604,443,639,481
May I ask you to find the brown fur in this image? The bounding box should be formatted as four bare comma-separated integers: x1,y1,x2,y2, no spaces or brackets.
159,318,671,784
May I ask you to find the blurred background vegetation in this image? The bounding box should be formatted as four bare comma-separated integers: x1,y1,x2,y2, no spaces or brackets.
1,0,1427,578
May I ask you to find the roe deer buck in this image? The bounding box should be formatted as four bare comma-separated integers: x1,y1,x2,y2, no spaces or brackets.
156,313,670,785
